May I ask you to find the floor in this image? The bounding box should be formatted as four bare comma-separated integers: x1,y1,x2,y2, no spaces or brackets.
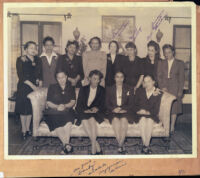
8,105,192,155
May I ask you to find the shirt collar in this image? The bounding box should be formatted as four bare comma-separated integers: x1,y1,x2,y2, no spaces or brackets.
168,57,175,62
40,51,57,58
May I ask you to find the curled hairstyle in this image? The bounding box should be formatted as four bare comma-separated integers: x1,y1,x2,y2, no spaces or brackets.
88,36,102,49
24,41,37,50
43,36,55,45
66,40,79,50
108,40,119,53
147,40,161,59
162,44,175,56
89,70,103,80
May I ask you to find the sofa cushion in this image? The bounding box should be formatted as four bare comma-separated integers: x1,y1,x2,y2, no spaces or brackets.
36,119,165,137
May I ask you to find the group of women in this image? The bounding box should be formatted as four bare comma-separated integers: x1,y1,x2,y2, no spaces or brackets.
15,35,185,155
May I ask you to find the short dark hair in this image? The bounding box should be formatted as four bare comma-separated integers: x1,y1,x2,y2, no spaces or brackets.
88,36,102,49
55,68,67,79
115,70,125,78
89,70,103,80
24,41,37,50
147,40,160,58
66,40,79,49
108,40,119,53
144,74,155,82
143,74,158,87
43,36,55,45
162,44,175,56
125,42,137,49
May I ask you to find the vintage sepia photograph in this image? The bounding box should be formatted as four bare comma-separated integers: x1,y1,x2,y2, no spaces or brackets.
3,2,197,160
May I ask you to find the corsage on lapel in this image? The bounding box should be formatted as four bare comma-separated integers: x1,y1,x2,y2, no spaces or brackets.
127,91,130,96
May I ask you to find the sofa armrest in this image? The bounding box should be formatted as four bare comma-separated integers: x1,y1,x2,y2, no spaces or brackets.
27,88,48,137
159,92,176,136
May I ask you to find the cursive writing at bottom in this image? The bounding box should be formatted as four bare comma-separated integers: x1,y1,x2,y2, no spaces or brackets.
71,160,127,176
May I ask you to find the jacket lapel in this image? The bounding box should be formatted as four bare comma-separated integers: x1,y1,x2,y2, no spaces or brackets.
89,85,100,107
169,59,177,77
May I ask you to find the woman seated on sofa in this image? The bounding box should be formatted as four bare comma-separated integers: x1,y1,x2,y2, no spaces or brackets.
76,70,105,155
43,69,76,155
106,71,133,154
133,75,163,154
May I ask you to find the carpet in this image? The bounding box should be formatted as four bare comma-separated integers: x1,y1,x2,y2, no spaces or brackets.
14,131,192,155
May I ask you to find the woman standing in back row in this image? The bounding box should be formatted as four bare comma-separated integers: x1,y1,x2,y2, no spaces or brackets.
105,40,125,87
142,40,162,82
82,37,107,87
123,42,144,93
15,41,42,140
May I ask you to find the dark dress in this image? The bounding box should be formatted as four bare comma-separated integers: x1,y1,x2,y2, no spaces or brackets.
15,55,42,115
56,54,84,88
133,87,163,123
105,54,125,86
105,84,134,124
43,82,76,131
122,56,144,88
142,56,162,82
75,85,105,124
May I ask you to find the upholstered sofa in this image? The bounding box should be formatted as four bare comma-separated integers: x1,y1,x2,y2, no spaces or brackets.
28,87,176,140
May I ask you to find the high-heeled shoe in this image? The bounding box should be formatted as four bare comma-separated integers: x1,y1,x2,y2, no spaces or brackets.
26,131,32,137
141,146,149,154
96,149,103,155
63,144,73,155
118,146,126,154
22,132,27,140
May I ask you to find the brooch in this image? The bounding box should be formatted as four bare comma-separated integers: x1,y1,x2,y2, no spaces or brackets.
61,91,65,95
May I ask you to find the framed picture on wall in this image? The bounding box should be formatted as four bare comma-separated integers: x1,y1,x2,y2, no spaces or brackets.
102,15,135,42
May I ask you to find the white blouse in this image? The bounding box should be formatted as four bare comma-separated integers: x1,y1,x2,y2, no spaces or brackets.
87,86,97,107
116,87,122,106
110,54,116,64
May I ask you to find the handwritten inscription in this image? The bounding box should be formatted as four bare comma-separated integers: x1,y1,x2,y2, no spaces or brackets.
111,10,167,42
130,26,142,41
112,21,130,39
147,10,168,41
71,160,127,176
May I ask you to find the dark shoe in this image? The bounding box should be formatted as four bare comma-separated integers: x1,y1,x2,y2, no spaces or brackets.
26,131,32,136
147,147,152,154
96,149,103,155
22,132,27,140
118,146,126,154
63,144,73,154
141,146,149,154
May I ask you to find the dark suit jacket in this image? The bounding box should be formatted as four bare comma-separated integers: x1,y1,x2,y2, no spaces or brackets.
76,85,105,113
157,59,185,96
105,54,126,86
105,84,133,113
